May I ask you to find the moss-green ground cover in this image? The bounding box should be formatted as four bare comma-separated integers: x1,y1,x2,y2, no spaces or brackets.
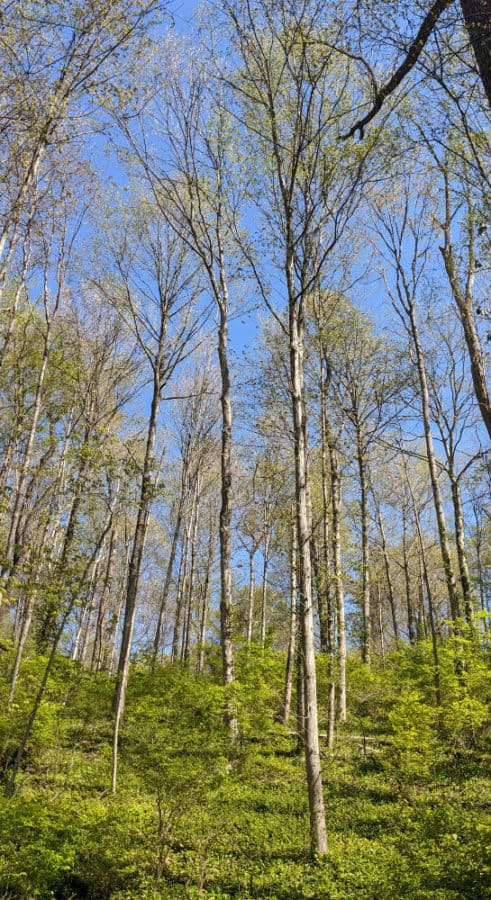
0,641,489,898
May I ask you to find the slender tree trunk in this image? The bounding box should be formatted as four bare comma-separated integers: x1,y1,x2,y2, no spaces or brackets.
112,365,161,793
402,506,416,644
260,528,271,648
417,563,427,642
319,374,333,655
319,387,336,747
0,231,32,366
408,305,461,624
372,487,399,645
450,475,474,624
440,172,491,440
78,558,102,666
197,527,216,675
355,421,371,666
289,290,327,855
92,526,118,672
2,334,50,579
0,134,48,291
247,545,256,646
182,478,200,665
326,427,347,723
406,473,441,705
8,591,36,706
37,436,91,647
377,585,386,663
296,637,305,754
216,276,238,741
282,513,298,726
171,546,185,662
473,508,489,631
152,486,186,666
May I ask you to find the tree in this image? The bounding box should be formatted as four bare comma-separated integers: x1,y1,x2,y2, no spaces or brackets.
0,0,161,295
373,176,462,626
325,299,404,665
218,0,375,853
425,312,484,622
92,199,205,791
115,46,242,741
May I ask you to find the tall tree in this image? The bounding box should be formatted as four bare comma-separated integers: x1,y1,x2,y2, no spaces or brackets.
114,45,244,740
219,0,376,853
93,201,204,791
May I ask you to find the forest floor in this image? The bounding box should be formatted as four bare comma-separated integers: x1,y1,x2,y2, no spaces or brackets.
0,640,490,898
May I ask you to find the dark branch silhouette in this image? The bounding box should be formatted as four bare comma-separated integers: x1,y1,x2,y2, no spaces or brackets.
342,0,491,139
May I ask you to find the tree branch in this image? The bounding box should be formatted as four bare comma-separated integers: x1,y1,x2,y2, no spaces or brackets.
341,0,455,140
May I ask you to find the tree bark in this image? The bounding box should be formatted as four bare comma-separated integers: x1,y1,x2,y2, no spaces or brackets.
260,527,271,648
216,277,238,741
326,427,347,723
197,526,216,674
440,172,491,441
355,419,371,666
289,293,328,855
450,476,474,624
282,512,298,726
112,365,161,792
92,526,118,672
402,506,416,644
152,487,186,666
247,545,256,646
406,471,441,705
408,306,461,624
371,486,399,646
460,0,491,109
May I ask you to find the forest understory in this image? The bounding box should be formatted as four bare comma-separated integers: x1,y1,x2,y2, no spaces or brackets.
0,639,489,899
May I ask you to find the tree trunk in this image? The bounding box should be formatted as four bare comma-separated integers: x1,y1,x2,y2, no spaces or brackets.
247,545,256,645
92,526,118,672
260,527,271,648
402,506,416,644
112,366,161,792
450,475,474,624
2,332,50,579
182,478,200,665
78,559,102,666
377,585,386,663
0,232,32,366
408,306,461,624
406,473,441,705
197,526,216,674
319,376,333,656
152,486,186,666
326,427,347,723
440,173,491,441
417,563,427,642
8,591,36,706
217,283,238,741
282,512,298,726
460,0,491,110
372,487,399,646
355,420,371,666
289,295,327,855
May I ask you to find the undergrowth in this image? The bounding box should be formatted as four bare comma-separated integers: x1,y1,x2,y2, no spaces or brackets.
0,638,489,898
